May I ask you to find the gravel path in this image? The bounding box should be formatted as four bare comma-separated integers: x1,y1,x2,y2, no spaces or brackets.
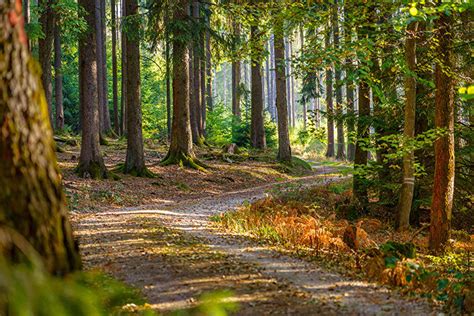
76,172,436,315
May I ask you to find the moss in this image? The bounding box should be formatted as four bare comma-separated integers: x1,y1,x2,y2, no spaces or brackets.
75,161,108,180
161,151,208,172
113,163,156,178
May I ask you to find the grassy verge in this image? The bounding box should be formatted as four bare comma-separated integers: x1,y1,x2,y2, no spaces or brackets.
213,180,473,313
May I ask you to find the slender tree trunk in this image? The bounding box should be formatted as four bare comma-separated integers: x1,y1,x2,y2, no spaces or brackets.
250,25,266,149
344,3,355,161
333,2,345,160
274,25,291,161
289,39,296,127
95,0,105,135
38,0,54,125
300,28,307,129
100,0,111,133
77,0,107,179
200,37,206,135
54,18,64,130
430,10,455,252
397,21,418,231
190,0,203,144
120,0,127,135
111,0,119,135
0,0,81,274
232,22,241,119
123,0,147,176
165,15,172,139
205,23,213,111
325,23,335,158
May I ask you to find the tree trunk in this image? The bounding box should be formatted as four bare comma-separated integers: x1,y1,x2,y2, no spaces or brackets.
100,0,111,133
344,3,355,161
165,14,172,139
0,0,81,274
162,0,204,170
274,25,291,162
120,0,127,135
325,23,335,158
430,10,455,252
397,21,418,231
333,3,345,160
123,0,147,176
77,0,107,179
205,25,213,111
232,22,241,119
111,0,119,135
38,0,54,125
95,0,105,135
54,18,64,130
190,0,202,145
300,28,307,129
250,25,266,149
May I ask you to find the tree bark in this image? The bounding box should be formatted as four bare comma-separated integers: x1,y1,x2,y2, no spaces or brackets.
0,0,81,274
120,0,127,135
111,0,119,135
190,0,203,145
344,3,355,161
205,24,213,111
274,25,291,162
123,0,147,176
77,0,107,179
95,0,105,135
397,21,418,231
250,25,266,149
38,0,54,125
333,2,345,160
232,22,241,119
430,10,455,252
165,13,171,139
300,28,307,129
54,17,64,130
100,0,111,133
325,23,335,158
162,0,204,170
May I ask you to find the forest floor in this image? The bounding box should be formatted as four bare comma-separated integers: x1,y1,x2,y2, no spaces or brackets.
59,140,440,315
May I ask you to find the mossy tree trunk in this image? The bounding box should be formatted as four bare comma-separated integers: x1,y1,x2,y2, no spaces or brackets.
77,0,107,179
430,9,455,252
123,0,148,177
0,0,81,274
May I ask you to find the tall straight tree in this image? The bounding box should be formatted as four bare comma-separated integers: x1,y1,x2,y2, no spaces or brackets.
232,20,241,119
111,0,119,134
250,24,266,149
333,1,345,160
344,2,355,161
54,16,64,130
352,6,373,208
0,0,81,274
397,21,418,231
205,6,213,111
325,22,335,158
120,0,127,135
100,0,111,133
190,0,203,145
162,0,205,170
77,0,107,179
123,0,148,176
430,9,455,252
38,0,54,124
274,17,291,162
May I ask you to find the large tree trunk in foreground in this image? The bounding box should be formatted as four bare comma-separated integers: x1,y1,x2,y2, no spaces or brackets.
430,10,455,252
77,0,107,179
162,0,204,170
397,21,418,231
325,24,335,158
111,0,119,135
38,0,54,125
274,27,291,162
250,25,266,149
123,0,147,176
0,0,81,274
54,18,64,130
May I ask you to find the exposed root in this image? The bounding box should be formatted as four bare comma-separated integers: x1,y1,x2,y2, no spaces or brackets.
114,163,156,178
75,161,108,179
160,151,208,172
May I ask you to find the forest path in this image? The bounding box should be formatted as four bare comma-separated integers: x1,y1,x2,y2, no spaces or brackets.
75,168,435,315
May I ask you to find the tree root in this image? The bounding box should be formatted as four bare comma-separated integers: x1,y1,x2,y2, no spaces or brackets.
160,151,208,172
113,163,156,178
75,161,108,179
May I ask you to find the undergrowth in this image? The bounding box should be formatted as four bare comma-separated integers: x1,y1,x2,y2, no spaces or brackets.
215,180,473,313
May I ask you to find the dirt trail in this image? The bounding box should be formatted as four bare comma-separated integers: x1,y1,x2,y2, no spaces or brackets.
74,172,436,315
